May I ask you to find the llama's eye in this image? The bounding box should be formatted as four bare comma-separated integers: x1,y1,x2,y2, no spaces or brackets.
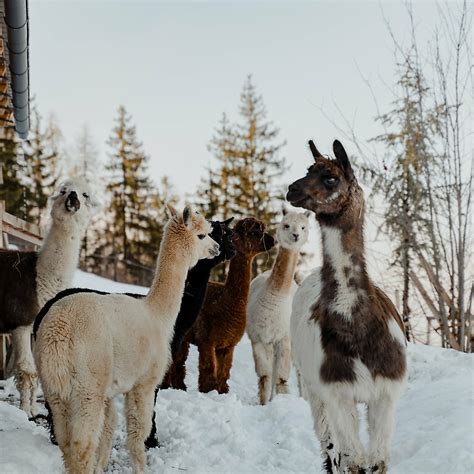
323,177,338,188
198,234,206,240
284,224,290,229
83,193,89,199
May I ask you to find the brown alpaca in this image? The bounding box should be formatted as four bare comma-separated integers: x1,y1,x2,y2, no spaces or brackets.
176,217,275,394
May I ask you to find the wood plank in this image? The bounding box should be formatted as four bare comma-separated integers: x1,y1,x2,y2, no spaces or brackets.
2,224,43,247
2,211,44,238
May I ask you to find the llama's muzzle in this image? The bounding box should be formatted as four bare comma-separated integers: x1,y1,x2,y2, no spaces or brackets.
286,181,307,207
210,242,220,257
65,191,81,213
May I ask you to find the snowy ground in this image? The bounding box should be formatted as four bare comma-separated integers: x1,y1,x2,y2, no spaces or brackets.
1,270,473,474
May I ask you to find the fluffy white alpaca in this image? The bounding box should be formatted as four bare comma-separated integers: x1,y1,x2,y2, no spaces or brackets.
246,211,310,404
34,205,219,474
0,179,96,416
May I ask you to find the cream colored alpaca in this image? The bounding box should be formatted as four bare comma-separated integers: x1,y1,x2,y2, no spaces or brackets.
246,211,310,405
34,206,219,474
0,179,96,417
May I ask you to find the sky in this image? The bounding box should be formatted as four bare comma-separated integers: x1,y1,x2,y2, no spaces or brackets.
28,1,445,196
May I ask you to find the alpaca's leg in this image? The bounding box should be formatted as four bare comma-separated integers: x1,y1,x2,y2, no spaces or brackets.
69,394,106,474
171,340,190,390
47,395,72,471
45,400,58,445
144,387,160,449
95,398,117,473
198,345,218,393
251,341,273,405
296,369,306,399
160,366,173,390
367,394,397,473
215,346,235,394
308,394,339,474
325,397,366,473
274,336,291,397
125,383,156,474
11,324,38,417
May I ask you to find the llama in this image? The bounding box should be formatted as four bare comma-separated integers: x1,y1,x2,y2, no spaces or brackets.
0,179,96,417
246,210,310,405
177,217,275,394
34,205,219,474
286,140,407,473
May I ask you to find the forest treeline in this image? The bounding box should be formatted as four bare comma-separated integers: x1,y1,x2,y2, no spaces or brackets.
0,4,471,352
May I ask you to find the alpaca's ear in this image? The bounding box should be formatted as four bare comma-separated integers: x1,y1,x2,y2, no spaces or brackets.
182,206,192,228
166,203,178,218
223,217,234,226
308,140,323,161
304,210,312,218
333,140,354,180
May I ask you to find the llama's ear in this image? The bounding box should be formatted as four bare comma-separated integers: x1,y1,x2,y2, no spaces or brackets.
166,203,178,218
304,210,312,218
333,140,354,180
182,206,192,228
308,140,323,161
223,217,234,226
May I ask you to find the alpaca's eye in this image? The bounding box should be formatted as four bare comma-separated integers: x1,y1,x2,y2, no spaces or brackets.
302,226,305,230
83,193,89,199
324,177,338,188
198,234,206,240
60,189,66,195
284,224,290,229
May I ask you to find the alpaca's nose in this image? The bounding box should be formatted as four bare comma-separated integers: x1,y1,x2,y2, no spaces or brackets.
292,233,299,242
210,242,220,257
65,191,81,212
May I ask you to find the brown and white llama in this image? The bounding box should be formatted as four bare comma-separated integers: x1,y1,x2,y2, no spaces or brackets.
34,205,219,474
246,210,310,405
286,140,407,474
176,217,275,394
0,179,96,417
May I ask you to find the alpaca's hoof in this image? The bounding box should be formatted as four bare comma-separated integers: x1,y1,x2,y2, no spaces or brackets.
276,381,290,395
369,462,387,473
172,381,187,391
199,381,217,393
144,435,160,450
217,383,229,394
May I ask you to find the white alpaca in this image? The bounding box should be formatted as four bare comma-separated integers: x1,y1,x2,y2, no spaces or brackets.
0,179,96,416
34,205,219,474
246,211,310,405
287,140,407,473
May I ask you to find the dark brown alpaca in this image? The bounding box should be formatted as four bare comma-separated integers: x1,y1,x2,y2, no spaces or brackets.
287,140,407,474
175,217,275,394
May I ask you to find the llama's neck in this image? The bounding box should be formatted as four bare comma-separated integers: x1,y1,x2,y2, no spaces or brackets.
145,236,191,332
224,252,253,301
319,213,369,320
267,247,299,296
36,221,82,306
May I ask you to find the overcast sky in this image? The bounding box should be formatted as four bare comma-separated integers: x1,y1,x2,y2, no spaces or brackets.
28,1,444,197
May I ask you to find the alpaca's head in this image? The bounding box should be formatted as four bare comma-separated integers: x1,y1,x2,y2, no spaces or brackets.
277,211,310,250
49,179,98,229
208,217,237,264
232,217,275,257
286,140,363,221
166,204,220,268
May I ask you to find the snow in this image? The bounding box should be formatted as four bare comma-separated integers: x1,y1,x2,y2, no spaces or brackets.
1,270,473,474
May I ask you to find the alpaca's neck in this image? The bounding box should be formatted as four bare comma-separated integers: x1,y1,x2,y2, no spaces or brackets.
145,236,190,331
267,247,299,295
319,213,369,319
186,260,215,294
36,221,82,306
224,252,253,301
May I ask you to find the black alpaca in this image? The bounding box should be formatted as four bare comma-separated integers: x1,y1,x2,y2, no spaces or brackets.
33,218,236,447
144,217,236,448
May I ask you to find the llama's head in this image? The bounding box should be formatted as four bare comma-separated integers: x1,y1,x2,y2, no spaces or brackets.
166,204,220,268
232,217,275,257
277,210,310,250
49,179,98,229
286,140,363,222
208,217,237,264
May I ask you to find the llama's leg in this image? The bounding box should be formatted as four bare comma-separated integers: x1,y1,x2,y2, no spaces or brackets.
69,394,106,474
45,400,58,445
274,336,291,397
307,394,339,474
198,344,218,393
11,324,38,416
367,394,397,473
251,341,273,405
325,397,366,473
125,382,156,474
171,340,190,390
215,346,235,394
95,398,117,473
47,395,72,471
144,387,160,449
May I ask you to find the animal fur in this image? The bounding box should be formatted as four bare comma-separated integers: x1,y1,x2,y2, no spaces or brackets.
34,206,219,474
287,140,407,473
177,217,275,394
0,179,96,416
246,211,310,404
